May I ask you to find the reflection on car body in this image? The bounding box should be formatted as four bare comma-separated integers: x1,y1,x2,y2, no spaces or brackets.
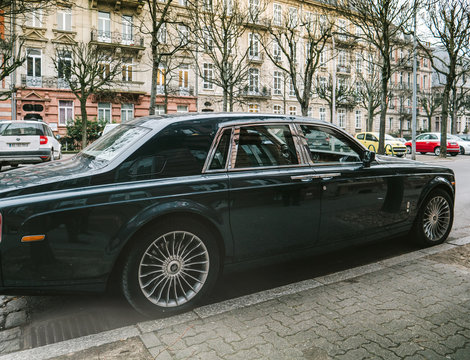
0,113,455,317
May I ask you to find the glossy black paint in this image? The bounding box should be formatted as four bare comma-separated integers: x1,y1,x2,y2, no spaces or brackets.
0,114,455,294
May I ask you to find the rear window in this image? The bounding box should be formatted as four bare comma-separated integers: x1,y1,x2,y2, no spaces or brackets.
1,122,45,136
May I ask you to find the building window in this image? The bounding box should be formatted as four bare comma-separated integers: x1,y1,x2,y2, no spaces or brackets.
31,8,43,27
122,15,133,45
57,8,72,31
98,12,111,43
121,103,134,122
248,103,259,113
203,27,213,52
273,3,282,26
156,66,165,94
178,25,189,45
223,0,232,14
289,106,297,115
98,102,111,123
57,51,71,80
338,50,346,67
155,105,165,114
356,53,362,73
203,0,212,12
249,68,259,93
423,75,427,90
179,0,187,6
248,33,260,59
249,0,259,23
203,63,213,89
26,48,42,87
355,110,362,129
157,24,167,44
122,61,133,82
389,117,393,130
58,100,73,126
272,39,281,62
289,79,295,96
319,107,326,122
177,105,189,113
273,71,282,95
288,7,298,28
338,108,346,128
273,104,282,114
179,65,189,94
320,50,325,67
98,61,110,78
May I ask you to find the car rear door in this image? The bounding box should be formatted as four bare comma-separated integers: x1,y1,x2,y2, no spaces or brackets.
225,123,322,261
296,123,408,245
0,122,42,154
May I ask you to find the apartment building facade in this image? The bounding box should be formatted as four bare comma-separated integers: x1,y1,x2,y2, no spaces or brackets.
1,0,433,138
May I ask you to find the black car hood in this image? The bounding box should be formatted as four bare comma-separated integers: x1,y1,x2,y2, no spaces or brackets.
0,156,99,198
375,155,453,173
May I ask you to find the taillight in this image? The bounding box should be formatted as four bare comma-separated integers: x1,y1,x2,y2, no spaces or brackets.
40,136,48,145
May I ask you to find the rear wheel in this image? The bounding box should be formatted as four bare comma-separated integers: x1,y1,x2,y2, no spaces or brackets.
434,147,440,156
412,189,453,246
122,218,220,317
406,146,411,154
450,152,458,157
50,149,55,161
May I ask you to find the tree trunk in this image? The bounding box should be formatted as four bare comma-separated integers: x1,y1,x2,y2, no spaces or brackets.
149,49,158,116
80,98,88,150
223,89,228,112
367,102,374,131
440,83,451,158
301,101,308,117
451,88,457,134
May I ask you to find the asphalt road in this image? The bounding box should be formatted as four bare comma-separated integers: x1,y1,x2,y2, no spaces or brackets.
4,154,470,350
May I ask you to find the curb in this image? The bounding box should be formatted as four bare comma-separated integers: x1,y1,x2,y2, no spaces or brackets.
2,235,470,360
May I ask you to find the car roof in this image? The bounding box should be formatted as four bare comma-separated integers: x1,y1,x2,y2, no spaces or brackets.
128,113,330,129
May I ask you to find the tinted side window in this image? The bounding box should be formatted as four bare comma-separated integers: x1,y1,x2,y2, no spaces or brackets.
300,125,361,163
357,133,364,140
365,133,376,141
119,121,217,180
2,122,44,136
234,125,298,168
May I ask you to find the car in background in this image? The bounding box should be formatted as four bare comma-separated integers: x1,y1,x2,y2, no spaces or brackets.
456,134,470,141
355,132,407,157
404,133,459,156
0,120,61,170
0,114,456,317
448,134,470,155
396,137,407,144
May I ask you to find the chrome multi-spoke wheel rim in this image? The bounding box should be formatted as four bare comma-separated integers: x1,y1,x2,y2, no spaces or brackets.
138,231,209,307
423,196,450,241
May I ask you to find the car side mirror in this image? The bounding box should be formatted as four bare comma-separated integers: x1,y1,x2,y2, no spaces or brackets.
362,150,375,168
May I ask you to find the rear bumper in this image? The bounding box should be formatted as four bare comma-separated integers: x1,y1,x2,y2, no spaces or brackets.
0,149,51,164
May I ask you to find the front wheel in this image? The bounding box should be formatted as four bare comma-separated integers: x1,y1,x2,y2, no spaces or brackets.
412,189,453,246
460,146,465,155
122,219,220,317
368,144,376,152
406,146,411,154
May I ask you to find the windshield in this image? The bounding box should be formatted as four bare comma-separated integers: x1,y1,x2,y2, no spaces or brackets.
80,124,151,164
385,134,395,140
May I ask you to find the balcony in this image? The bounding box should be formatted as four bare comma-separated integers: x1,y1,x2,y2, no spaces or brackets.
335,33,357,48
240,86,271,99
21,74,73,89
89,0,144,14
336,65,351,74
155,85,195,97
247,53,264,64
90,29,145,57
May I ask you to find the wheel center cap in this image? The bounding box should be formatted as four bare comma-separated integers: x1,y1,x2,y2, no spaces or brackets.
167,260,181,275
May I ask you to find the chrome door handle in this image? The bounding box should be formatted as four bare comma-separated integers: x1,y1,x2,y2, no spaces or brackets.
320,173,341,180
291,174,318,182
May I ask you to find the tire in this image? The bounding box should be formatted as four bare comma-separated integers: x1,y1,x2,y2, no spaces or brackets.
450,152,458,157
122,218,220,317
58,150,62,159
396,154,404,158
50,149,55,161
412,189,453,246
10,164,19,168
384,144,393,155
460,146,465,155
406,146,411,154
420,152,426,155
434,147,440,156
368,144,376,152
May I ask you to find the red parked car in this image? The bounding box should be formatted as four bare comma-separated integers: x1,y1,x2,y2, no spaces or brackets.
405,133,459,156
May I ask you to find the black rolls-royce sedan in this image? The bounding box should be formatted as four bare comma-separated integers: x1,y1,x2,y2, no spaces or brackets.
0,114,455,316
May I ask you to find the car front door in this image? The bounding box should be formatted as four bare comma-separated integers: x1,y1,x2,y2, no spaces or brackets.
226,123,322,261
297,124,408,245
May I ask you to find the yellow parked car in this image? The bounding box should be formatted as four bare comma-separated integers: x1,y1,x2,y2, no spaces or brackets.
355,132,407,157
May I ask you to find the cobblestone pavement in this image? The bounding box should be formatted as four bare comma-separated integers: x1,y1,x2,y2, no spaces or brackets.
0,297,28,354
1,239,468,360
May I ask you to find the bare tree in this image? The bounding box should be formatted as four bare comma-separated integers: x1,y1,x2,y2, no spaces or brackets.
52,42,123,148
338,0,414,154
449,70,470,134
419,90,442,132
140,0,187,115
187,0,253,111
423,0,470,156
0,36,23,96
315,74,357,123
261,7,332,116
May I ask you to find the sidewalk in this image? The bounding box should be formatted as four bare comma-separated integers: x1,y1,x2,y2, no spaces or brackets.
2,236,469,360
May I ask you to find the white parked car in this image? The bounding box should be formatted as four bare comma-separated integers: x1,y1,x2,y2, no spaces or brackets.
448,134,470,155
0,120,61,170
